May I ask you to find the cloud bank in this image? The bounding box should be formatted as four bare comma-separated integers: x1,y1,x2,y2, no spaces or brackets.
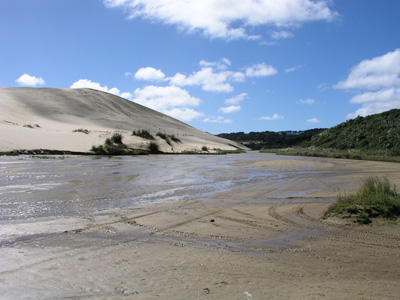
104,0,337,40
335,49,400,119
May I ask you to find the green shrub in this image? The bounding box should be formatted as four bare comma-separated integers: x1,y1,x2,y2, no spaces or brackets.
104,138,112,146
148,141,160,153
132,129,154,140
91,133,127,155
111,133,123,144
201,146,209,152
324,176,400,223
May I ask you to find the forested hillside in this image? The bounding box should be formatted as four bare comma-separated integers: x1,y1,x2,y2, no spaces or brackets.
218,129,325,150
307,109,400,156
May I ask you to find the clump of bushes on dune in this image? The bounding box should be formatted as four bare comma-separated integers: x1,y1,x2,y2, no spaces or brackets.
148,141,160,153
324,176,400,224
132,129,182,147
91,133,147,155
132,129,154,140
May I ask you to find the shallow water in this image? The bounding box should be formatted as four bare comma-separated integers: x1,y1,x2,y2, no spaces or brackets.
0,153,326,220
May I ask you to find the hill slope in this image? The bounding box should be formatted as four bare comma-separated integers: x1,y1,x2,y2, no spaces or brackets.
0,87,246,154
308,109,400,156
218,129,326,150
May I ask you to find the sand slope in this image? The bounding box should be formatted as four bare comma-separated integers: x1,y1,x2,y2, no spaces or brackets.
0,87,246,153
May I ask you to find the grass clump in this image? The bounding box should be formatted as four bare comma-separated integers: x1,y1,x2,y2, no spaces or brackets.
73,128,90,134
156,132,172,146
132,129,154,140
91,133,148,155
324,176,400,224
169,134,182,143
156,132,182,146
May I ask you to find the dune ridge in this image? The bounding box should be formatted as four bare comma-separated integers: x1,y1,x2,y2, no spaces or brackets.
0,87,246,154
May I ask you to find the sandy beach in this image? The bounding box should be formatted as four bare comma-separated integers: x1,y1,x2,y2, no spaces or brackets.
1,154,400,299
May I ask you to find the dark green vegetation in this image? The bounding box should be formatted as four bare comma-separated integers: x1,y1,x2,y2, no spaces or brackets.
72,128,90,134
306,109,400,156
222,109,400,162
156,132,182,146
324,177,400,224
147,141,160,154
91,133,148,155
218,129,325,150
260,147,400,162
132,129,154,140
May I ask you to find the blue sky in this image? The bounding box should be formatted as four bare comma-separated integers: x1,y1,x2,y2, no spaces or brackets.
1,0,399,134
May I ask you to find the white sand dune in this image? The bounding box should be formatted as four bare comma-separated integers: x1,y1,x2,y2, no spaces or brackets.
0,87,246,153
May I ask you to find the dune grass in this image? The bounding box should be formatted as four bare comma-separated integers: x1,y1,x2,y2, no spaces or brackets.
91,133,148,155
324,176,400,224
132,129,154,140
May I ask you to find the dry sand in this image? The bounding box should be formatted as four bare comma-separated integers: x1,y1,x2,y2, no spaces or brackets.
1,157,400,299
0,87,246,153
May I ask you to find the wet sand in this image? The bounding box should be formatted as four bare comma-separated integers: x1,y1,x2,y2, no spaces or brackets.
1,154,400,299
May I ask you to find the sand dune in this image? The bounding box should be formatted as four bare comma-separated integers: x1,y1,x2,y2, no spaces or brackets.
0,87,246,153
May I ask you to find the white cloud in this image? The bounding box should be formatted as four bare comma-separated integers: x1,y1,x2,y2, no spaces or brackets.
298,98,315,105
133,85,200,110
334,49,400,118
134,67,166,81
285,65,302,73
133,85,203,121
258,113,284,121
15,74,45,86
104,0,337,40
225,93,248,105
335,49,400,90
70,79,128,97
307,118,320,124
163,108,204,121
199,58,231,70
203,116,233,123
219,105,241,114
121,92,133,99
245,63,277,77
125,71,132,76
349,88,400,104
169,67,244,92
71,79,111,93
346,88,400,119
271,30,294,40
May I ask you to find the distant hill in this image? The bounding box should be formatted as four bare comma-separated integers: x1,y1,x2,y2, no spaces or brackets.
307,109,400,156
0,87,246,154
218,129,326,150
